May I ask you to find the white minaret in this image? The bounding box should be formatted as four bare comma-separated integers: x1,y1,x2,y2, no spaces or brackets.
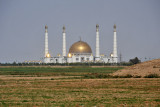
44,25,51,63
113,24,118,63
45,25,49,57
62,26,66,57
96,24,100,60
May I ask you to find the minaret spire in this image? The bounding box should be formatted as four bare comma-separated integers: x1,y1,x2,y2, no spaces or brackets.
96,24,99,32
45,25,48,32
44,25,51,63
114,24,116,32
95,24,100,60
63,26,65,33
62,26,66,57
113,24,118,63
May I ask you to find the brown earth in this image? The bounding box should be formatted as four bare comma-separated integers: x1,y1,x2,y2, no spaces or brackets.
0,75,80,80
113,59,160,77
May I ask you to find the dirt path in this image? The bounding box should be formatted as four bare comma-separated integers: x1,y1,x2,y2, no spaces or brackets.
0,75,79,80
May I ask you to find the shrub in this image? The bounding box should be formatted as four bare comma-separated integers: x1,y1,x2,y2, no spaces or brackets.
51,78,54,80
112,75,119,78
112,74,133,78
129,57,141,65
97,74,106,78
144,74,160,78
84,74,111,79
133,75,141,78
97,74,111,78
120,74,133,78
84,74,96,79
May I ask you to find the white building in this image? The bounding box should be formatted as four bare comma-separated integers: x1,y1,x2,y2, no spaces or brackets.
43,24,118,63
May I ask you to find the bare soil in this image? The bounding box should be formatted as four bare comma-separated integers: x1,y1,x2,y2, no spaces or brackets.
113,59,160,77
0,75,79,80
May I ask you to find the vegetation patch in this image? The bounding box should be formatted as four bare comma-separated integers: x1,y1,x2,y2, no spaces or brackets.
154,99,160,102
144,74,160,78
84,74,143,79
84,73,111,79
0,67,123,77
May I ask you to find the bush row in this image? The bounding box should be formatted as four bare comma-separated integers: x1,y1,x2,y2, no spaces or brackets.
144,74,160,78
84,73,160,79
0,62,133,66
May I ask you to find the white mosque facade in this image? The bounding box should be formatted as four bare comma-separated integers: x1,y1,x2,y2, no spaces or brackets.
43,24,118,63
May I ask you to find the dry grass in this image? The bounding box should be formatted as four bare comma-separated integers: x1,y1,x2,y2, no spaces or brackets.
0,77,160,106
0,66,160,106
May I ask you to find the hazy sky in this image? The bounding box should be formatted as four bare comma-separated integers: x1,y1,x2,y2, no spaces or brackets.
0,0,160,63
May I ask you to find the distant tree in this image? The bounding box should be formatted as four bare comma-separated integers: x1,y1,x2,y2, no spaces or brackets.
129,57,141,64
12,61,16,65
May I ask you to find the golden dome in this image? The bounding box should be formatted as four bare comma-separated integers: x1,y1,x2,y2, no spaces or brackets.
69,41,92,54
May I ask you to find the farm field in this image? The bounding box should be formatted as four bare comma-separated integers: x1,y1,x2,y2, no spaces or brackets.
0,66,122,77
0,66,160,106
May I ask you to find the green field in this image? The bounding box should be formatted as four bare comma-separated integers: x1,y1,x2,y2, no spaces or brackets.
0,66,160,106
0,67,122,77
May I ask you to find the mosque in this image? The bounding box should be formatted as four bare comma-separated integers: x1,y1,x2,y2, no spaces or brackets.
43,24,118,63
